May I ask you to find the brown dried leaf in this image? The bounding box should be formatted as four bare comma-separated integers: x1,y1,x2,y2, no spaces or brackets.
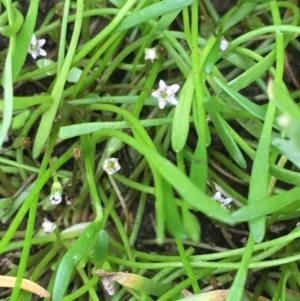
0,275,51,298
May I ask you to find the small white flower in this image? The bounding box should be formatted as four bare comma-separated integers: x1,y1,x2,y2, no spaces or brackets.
219,37,229,52
50,192,62,205
103,158,121,175
277,114,290,128
144,47,158,62
42,219,56,234
213,191,232,206
28,34,47,59
151,80,180,109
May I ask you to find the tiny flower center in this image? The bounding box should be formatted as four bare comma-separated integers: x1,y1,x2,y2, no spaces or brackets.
107,161,116,170
30,44,39,51
161,91,169,99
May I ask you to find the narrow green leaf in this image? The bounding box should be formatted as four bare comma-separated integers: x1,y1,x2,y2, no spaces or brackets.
182,208,201,243
162,178,185,237
228,51,275,92
172,73,194,152
32,0,84,158
66,67,83,83
272,137,300,169
248,100,276,243
231,187,300,223
52,219,102,301
223,2,256,32
94,230,109,264
113,0,195,33
225,236,254,301
11,110,31,129
210,112,247,168
212,74,268,123
270,164,300,186
204,33,222,74
36,59,55,68
11,0,40,82
189,133,208,192
0,8,23,37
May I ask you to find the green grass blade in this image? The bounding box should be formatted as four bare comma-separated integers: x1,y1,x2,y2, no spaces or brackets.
52,219,102,301
231,187,300,223
172,73,194,152
32,0,84,158
113,0,195,33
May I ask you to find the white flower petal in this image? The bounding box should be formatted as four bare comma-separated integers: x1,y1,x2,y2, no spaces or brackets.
213,191,222,201
38,39,46,47
221,198,233,206
158,79,167,90
151,90,161,98
167,97,178,106
31,34,37,45
213,191,232,206
30,51,37,59
50,192,62,205
158,99,167,109
38,49,47,56
169,84,180,94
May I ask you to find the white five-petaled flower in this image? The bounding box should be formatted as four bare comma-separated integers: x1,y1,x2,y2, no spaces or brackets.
42,219,56,234
213,191,232,206
28,34,47,59
144,47,158,62
50,192,62,205
103,158,121,175
151,80,180,109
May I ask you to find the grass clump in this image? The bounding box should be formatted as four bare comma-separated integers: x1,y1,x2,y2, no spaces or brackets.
1,0,300,300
